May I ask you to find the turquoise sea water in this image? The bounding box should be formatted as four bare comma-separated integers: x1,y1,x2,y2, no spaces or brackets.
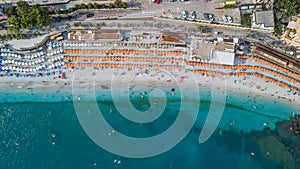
0,90,299,169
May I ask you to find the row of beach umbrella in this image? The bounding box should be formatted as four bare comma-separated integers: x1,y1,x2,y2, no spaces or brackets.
2,56,64,67
64,56,182,63
64,42,174,49
0,48,11,52
193,69,299,92
2,61,65,73
65,63,181,70
64,49,184,56
186,61,300,86
238,55,300,79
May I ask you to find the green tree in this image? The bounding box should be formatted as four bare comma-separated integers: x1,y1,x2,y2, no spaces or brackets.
73,22,79,27
19,34,25,39
99,4,106,9
108,3,115,9
4,7,15,16
31,6,50,28
79,3,87,9
66,23,70,28
7,1,51,34
56,16,62,22
74,4,80,10
55,9,61,14
114,0,122,7
87,3,94,9
93,3,100,9
7,34,13,40
241,13,251,27
7,15,20,34
16,1,30,15
114,0,127,8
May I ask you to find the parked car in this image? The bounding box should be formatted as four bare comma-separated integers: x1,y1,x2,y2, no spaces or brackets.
190,11,196,20
182,11,188,19
204,13,214,21
208,14,214,21
226,15,233,23
86,13,94,18
203,13,209,20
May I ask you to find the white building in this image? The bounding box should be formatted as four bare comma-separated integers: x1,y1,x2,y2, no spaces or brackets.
209,50,235,65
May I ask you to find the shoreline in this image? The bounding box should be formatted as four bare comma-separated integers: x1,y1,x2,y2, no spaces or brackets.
0,68,299,109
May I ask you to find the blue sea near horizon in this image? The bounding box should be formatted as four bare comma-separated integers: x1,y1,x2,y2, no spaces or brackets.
0,90,299,169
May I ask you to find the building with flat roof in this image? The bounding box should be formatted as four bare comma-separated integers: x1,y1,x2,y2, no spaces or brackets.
252,10,274,32
209,50,235,65
190,38,237,64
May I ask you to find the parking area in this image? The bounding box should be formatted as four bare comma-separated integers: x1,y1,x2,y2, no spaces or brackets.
141,1,241,24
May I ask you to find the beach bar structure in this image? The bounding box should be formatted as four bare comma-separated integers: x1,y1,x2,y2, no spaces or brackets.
128,30,187,46
161,32,187,46
191,39,237,65
68,29,123,41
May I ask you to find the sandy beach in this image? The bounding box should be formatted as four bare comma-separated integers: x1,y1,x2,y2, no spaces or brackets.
0,67,299,110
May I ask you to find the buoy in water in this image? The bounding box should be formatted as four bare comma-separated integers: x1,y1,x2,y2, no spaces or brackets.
51,141,56,145
51,133,56,138
250,152,255,156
